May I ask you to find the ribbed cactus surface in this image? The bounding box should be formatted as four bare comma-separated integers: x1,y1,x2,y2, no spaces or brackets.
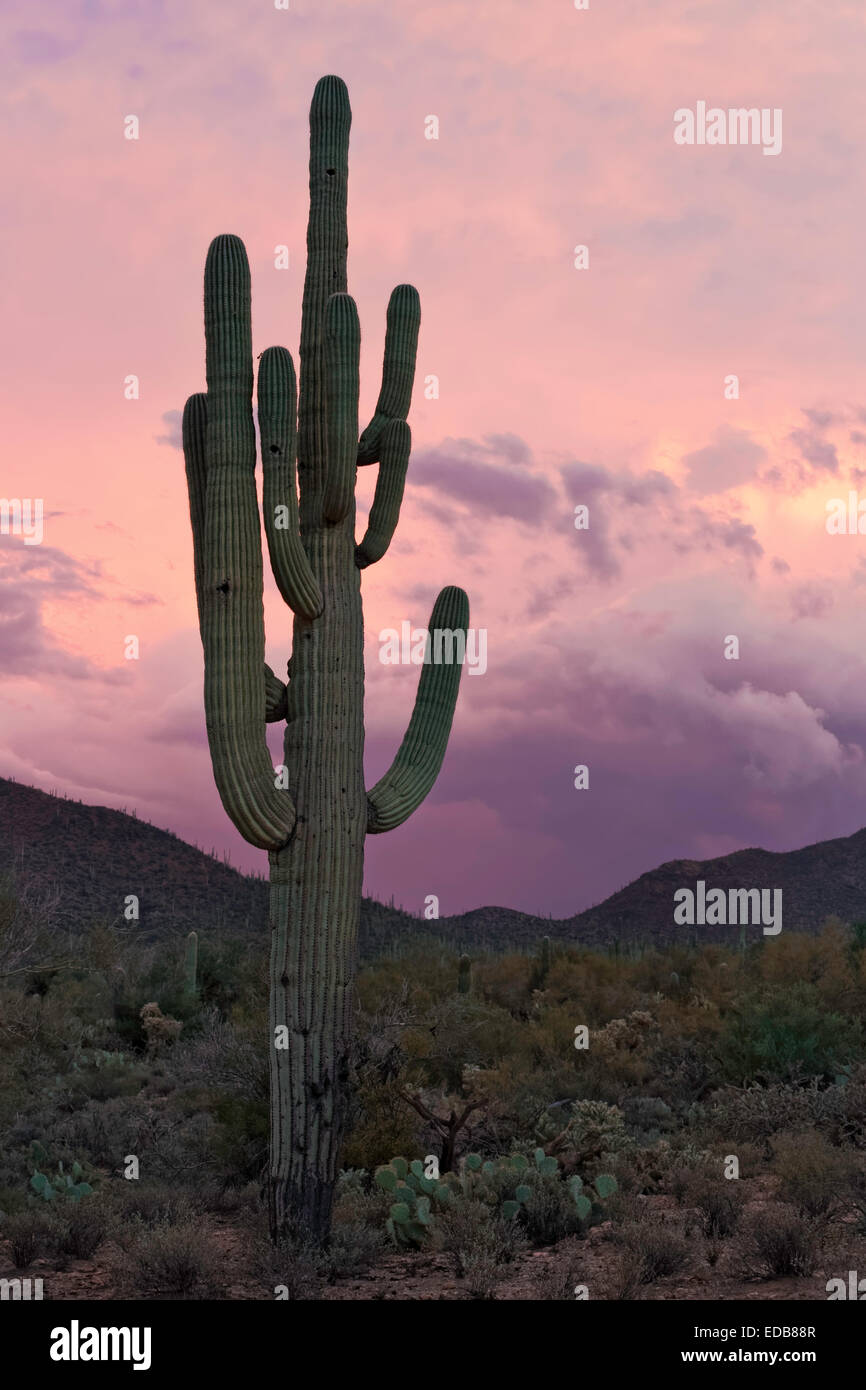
183,76,468,1240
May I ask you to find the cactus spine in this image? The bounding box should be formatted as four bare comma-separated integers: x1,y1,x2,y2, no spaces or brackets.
182,77,468,1240
184,931,198,998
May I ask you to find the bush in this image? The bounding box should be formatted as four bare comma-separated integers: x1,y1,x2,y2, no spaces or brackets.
521,1173,585,1245
714,985,862,1085
46,1202,109,1260
771,1131,853,1218
3,1209,46,1267
682,1169,743,1239
255,1232,329,1300
616,1217,689,1284
108,1185,194,1239
740,1204,819,1279
113,1221,221,1297
327,1218,386,1277
434,1199,525,1298
532,1242,585,1300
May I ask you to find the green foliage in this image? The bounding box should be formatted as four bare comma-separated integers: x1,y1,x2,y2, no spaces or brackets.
374,1147,617,1247
29,1153,93,1204
714,983,863,1084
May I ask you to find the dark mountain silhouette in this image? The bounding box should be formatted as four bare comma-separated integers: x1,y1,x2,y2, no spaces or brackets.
0,777,862,953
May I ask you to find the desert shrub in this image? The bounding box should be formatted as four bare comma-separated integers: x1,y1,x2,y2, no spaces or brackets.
532,1241,585,1300
327,1218,386,1276
847,1168,866,1233
621,1096,675,1143
771,1131,853,1218
3,1209,47,1267
113,1220,221,1297
197,1180,262,1217
714,985,862,1085
332,1174,389,1231
46,1202,109,1260
605,1252,645,1300
208,1092,268,1185
107,1185,195,1249
706,1079,858,1144
520,1173,585,1245
433,1198,525,1297
681,1167,743,1238
616,1217,689,1284
740,1204,819,1279
341,1080,421,1171
254,1226,339,1299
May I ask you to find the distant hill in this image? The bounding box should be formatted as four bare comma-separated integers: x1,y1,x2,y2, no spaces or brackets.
0,778,414,956
0,778,863,954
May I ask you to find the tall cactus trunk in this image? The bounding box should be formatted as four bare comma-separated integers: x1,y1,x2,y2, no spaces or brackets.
183,76,469,1244
268,535,366,1236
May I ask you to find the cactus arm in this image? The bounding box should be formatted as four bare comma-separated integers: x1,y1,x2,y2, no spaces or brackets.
264,663,289,722
366,585,468,833
198,233,295,851
258,346,323,619
322,293,360,524
356,419,411,568
357,285,421,465
298,76,351,509
182,392,209,632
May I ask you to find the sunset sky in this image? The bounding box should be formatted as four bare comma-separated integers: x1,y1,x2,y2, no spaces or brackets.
3,0,866,918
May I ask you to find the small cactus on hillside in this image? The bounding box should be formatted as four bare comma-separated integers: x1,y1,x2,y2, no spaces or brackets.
457,954,471,994
30,1159,93,1204
184,930,198,998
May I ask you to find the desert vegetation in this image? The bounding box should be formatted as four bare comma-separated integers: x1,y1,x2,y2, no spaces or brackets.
2,871,865,1299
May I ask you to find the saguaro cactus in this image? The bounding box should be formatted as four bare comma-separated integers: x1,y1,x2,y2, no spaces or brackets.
184,931,198,999
182,76,468,1240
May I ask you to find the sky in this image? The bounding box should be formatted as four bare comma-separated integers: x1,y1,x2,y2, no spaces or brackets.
2,0,866,918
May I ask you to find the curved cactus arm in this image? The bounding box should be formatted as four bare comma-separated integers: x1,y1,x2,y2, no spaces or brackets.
322,293,360,523
198,233,295,851
258,346,323,619
264,663,289,722
185,391,289,743
357,285,421,466
356,419,411,569
182,392,208,632
298,76,350,506
367,585,468,833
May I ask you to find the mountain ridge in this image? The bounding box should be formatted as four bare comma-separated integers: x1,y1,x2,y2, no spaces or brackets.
0,778,863,952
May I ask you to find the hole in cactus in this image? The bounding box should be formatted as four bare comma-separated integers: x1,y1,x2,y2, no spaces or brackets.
326,167,336,176
269,444,280,454
216,579,231,595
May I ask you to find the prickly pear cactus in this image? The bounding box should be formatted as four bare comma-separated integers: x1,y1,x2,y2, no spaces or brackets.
182,77,469,1241
375,1158,453,1246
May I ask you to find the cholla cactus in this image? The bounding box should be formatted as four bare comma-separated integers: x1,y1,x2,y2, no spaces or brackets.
182,77,469,1240
139,1002,183,1053
536,1099,633,1168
